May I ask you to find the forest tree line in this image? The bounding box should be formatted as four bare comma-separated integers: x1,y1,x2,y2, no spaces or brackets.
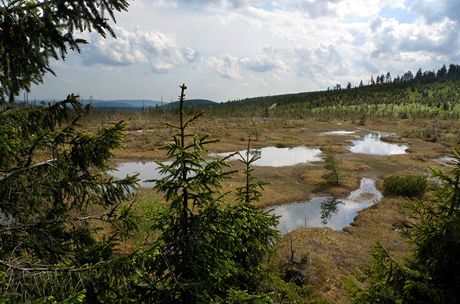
339,63,460,90
208,64,460,120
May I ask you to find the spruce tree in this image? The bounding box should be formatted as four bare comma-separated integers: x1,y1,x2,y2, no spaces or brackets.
0,1,137,302
137,85,279,303
0,0,129,103
323,149,341,186
0,96,138,302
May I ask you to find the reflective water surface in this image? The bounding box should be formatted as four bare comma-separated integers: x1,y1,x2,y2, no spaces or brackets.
109,161,171,187
269,178,383,234
321,130,356,136
349,133,407,155
212,146,322,167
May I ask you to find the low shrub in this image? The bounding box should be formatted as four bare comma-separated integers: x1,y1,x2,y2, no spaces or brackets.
383,175,427,197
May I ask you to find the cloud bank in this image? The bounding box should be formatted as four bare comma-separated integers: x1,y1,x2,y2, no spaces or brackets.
32,0,460,101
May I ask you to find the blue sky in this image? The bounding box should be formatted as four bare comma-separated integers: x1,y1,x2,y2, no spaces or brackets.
29,0,460,102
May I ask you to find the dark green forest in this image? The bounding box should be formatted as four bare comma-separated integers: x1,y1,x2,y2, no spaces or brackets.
208,69,460,119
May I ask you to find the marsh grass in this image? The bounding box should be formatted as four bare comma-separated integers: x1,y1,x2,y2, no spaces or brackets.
128,189,165,247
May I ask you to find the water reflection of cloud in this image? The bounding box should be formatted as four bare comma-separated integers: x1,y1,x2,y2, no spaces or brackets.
270,177,383,235
347,178,383,203
321,130,356,136
109,161,172,187
212,146,322,167
349,133,407,156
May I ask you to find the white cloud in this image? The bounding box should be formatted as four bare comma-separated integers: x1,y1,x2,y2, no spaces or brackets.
293,44,351,85
206,54,241,79
145,0,178,9
368,17,460,59
82,27,197,73
205,48,289,80
174,0,265,9
183,47,200,62
240,53,288,73
271,0,406,19
409,0,460,24
296,0,341,17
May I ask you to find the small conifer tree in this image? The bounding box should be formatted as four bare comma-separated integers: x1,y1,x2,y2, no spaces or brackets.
138,85,279,303
323,149,341,186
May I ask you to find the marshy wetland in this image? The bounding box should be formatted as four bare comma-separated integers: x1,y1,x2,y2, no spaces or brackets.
102,112,455,303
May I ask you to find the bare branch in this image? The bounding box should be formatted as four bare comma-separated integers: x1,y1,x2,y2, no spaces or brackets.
0,159,56,182
0,214,114,232
0,259,104,273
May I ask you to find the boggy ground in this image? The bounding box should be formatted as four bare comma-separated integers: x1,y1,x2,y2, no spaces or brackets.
86,111,457,302
98,113,451,206
275,197,413,303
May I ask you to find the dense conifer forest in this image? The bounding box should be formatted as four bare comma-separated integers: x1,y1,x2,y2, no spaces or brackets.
207,66,460,120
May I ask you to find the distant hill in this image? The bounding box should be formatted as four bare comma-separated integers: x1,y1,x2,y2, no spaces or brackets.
78,98,217,111
214,78,460,119
216,63,460,117
19,98,217,111
81,99,163,109
162,99,217,110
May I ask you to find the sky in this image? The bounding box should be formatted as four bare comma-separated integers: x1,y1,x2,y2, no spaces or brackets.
29,0,460,103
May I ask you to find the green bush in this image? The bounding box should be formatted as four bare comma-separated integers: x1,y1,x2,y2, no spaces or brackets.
383,175,427,197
